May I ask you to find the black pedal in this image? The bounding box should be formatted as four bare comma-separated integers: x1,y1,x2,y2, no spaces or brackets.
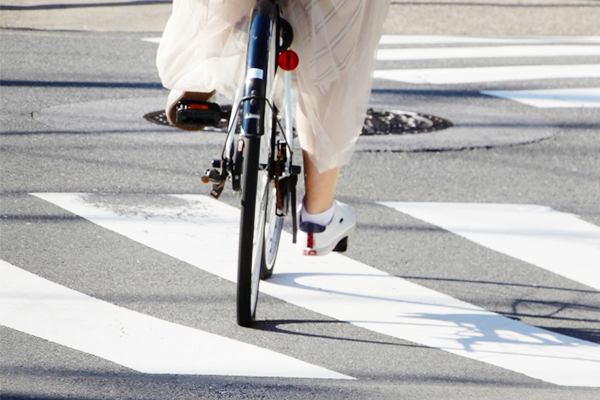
176,100,223,127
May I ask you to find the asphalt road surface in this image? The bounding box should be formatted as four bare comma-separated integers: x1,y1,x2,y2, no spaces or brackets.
1,3,600,399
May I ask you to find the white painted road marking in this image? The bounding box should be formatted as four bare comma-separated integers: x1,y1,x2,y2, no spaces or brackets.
0,260,352,379
32,193,600,387
380,203,600,291
378,35,600,45
482,88,600,108
377,45,600,61
373,64,600,85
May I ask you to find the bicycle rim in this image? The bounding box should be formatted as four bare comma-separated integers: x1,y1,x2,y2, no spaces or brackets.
261,183,283,279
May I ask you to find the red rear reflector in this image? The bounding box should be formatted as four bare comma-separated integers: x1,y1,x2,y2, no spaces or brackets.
278,50,299,71
189,104,209,110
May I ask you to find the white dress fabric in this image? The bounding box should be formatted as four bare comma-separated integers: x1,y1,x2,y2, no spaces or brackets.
157,0,390,173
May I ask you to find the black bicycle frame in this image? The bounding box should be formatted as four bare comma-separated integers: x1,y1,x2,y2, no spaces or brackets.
241,0,277,139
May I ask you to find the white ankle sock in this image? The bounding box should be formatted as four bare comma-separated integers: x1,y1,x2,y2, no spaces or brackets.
301,202,335,226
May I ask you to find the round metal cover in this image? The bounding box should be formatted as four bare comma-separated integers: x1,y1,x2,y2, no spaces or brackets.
144,107,452,135
362,108,452,135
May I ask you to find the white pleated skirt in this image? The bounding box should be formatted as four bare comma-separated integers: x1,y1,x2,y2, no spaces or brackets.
157,0,390,173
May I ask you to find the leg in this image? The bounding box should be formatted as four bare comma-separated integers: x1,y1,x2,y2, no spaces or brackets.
302,150,340,215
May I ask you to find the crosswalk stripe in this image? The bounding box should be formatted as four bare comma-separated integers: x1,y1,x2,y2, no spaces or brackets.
380,203,600,291
377,45,600,61
373,64,600,84
481,87,600,108
0,260,352,379
32,193,600,387
379,35,600,45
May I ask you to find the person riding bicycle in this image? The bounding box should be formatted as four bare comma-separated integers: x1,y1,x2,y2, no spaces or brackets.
157,0,390,256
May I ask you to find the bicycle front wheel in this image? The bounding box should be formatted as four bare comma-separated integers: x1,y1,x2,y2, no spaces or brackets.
236,0,278,327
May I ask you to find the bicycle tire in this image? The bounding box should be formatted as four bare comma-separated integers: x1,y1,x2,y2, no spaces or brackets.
236,0,278,327
237,137,269,327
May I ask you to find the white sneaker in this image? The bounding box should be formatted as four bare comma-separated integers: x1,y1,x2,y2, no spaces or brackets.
297,201,356,256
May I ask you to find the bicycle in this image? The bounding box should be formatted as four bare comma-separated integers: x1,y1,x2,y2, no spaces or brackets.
174,0,300,327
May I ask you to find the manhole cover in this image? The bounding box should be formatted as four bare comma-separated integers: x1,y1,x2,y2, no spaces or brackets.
144,107,452,135
363,108,452,135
